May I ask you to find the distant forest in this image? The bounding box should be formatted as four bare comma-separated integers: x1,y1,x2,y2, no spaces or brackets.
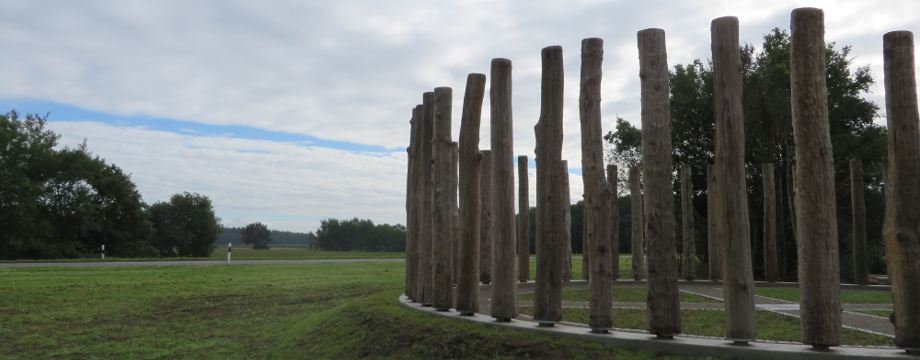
218,227,315,246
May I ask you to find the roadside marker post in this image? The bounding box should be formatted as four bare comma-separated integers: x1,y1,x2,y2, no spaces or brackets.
227,243,232,265
101,244,105,260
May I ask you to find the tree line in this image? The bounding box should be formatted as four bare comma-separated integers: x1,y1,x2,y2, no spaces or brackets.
314,218,406,252
604,28,886,281
0,111,220,259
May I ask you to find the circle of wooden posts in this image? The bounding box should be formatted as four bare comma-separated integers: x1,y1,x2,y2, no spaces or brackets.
402,7,920,353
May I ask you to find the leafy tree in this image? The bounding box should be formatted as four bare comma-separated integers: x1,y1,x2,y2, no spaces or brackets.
1,111,153,259
314,218,405,252
604,28,886,279
149,192,221,257
241,222,272,250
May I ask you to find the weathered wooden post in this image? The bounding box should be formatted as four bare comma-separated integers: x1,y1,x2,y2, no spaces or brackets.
452,142,460,284
490,58,517,322
456,73,486,316
608,164,620,280
582,208,590,281
580,38,613,333
517,155,530,283
848,159,868,285
562,161,573,281
406,105,421,300
432,87,454,311
763,163,779,282
480,150,494,284
882,30,920,351
713,16,756,342
638,28,680,338
418,91,435,306
629,165,645,280
533,45,565,325
791,8,841,348
680,165,696,281
707,164,721,281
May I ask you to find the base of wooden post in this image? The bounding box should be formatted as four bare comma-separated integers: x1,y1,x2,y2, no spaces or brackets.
422,303,433,307
810,345,831,352
459,312,475,316
905,348,920,356
494,317,512,323
435,307,450,312
656,334,674,340
730,340,750,346
537,322,555,328
590,328,610,334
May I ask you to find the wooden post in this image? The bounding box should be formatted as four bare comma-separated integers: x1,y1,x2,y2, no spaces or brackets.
849,159,868,285
418,91,435,306
680,165,696,281
452,142,460,284
608,164,620,280
432,87,454,311
629,165,645,280
406,105,421,300
533,45,565,325
882,30,920,350
562,161,573,281
707,164,722,281
582,203,590,281
580,38,613,332
517,155,530,282
456,73,486,315
480,150,494,284
790,8,841,348
490,58,517,322
638,28,680,337
763,163,779,282
713,16,756,342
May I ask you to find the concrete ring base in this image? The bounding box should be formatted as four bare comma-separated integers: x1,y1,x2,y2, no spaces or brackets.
399,294,914,360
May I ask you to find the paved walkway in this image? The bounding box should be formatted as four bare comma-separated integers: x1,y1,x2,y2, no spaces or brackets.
680,284,895,337
0,258,404,268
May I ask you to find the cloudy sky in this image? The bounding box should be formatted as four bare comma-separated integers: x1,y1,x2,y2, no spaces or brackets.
1,0,917,232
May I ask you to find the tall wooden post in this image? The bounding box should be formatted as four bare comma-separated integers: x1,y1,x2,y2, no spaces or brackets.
490,58,517,322
608,164,620,280
432,87,454,311
406,106,420,300
680,165,696,281
534,46,565,325
763,163,779,282
630,165,645,280
418,92,435,306
582,206,590,281
517,155,530,282
707,164,721,281
562,161,573,281
480,150,494,284
452,143,460,284
882,30,920,350
790,8,840,348
638,28,680,337
849,159,868,285
580,38,613,332
456,73,486,315
713,16,756,342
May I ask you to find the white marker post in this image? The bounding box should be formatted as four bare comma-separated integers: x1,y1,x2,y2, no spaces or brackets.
226,242,232,265
101,244,105,260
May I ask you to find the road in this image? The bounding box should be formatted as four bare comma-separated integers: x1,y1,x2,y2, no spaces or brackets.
0,258,404,268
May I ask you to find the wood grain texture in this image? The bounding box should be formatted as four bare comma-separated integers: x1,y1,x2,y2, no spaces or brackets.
405,105,420,300
680,165,696,281
533,46,565,323
580,38,613,331
630,165,645,281
562,161,573,282
489,58,517,321
882,30,920,349
480,150,493,284
608,164,620,280
638,28,680,336
418,92,435,306
432,87,454,311
763,163,779,283
713,16,755,341
706,164,721,281
456,74,486,314
848,159,868,285
451,143,460,285
517,155,530,282
790,8,840,347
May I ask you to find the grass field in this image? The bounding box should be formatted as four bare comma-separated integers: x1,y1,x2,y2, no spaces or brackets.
1,247,404,263
519,287,718,303
754,287,892,304
1,262,700,359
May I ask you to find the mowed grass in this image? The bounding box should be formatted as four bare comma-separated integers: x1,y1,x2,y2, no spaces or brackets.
1,262,702,359
526,254,635,281
519,287,718,303
1,247,404,263
754,287,892,304
517,307,894,346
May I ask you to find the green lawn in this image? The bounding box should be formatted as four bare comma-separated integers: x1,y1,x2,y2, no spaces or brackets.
1,247,404,263
525,254,635,281
519,286,718,303
1,262,700,359
518,307,893,346
754,287,892,304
